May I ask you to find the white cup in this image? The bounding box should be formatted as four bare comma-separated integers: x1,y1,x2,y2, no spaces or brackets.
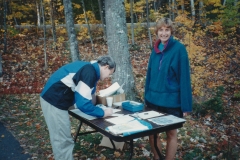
106,97,113,107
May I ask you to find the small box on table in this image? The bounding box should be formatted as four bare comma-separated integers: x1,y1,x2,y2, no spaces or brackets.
122,101,144,112
96,93,125,106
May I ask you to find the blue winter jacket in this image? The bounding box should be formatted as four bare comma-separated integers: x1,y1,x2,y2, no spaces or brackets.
144,36,192,112
40,61,104,117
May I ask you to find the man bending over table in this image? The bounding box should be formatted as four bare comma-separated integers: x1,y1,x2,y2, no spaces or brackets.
40,55,116,160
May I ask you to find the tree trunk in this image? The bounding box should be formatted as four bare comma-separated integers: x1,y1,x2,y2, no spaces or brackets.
81,0,95,52
181,0,185,13
49,0,57,49
234,0,237,6
0,53,2,77
40,0,47,69
130,0,135,45
3,0,7,53
199,0,203,23
169,0,171,19
105,0,136,100
223,0,227,6
63,0,80,61
146,0,152,47
190,0,195,21
36,0,41,26
98,0,106,40
172,0,175,20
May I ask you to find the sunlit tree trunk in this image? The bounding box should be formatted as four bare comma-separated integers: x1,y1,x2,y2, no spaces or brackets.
130,0,135,45
223,0,227,6
40,0,47,69
36,0,41,26
146,0,152,47
49,0,57,49
190,0,195,21
63,0,80,61
105,0,136,100
81,0,95,52
98,0,106,40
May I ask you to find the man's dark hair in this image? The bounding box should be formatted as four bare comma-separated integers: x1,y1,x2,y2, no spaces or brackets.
97,56,116,72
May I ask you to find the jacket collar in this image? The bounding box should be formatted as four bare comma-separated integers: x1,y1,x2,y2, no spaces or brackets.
154,36,173,53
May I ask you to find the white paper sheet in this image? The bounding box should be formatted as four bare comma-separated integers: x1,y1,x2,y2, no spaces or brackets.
132,111,164,119
111,113,124,117
107,120,148,135
99,82,120,97
148,115,186,126
105,115,135,125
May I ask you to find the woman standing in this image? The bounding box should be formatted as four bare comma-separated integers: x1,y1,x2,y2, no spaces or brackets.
144,18,192,160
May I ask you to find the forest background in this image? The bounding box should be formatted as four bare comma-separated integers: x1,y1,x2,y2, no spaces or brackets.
0,0,239,159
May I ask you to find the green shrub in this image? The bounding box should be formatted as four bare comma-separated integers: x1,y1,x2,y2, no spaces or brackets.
193,86,224,116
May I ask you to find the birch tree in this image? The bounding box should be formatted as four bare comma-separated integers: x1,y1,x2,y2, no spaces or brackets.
40,0,47,69
36,0,41,26
105,0,136,100
223,0,227,6
190,0,195,21
63,0,80,61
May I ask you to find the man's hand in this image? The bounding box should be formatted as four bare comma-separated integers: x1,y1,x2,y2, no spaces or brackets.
103,108,113,117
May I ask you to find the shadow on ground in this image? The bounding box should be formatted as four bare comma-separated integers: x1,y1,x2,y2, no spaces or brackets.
0,122,31,160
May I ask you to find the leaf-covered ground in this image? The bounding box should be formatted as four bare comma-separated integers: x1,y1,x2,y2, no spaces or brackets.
0,94,239,160
0,33,240,159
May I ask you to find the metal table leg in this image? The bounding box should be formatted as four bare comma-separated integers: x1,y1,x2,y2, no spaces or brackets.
74,121,83,143
128,139,133,160
109,138,116,150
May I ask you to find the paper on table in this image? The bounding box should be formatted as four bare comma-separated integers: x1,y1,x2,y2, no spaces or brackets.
107,119,149,135
70,109,97,120
105,115,135,125
148,115,186,126
111,113,124,117
133,111,164,119
112,109,121,113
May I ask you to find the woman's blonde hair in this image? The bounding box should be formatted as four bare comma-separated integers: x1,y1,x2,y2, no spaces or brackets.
155,17,174,35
